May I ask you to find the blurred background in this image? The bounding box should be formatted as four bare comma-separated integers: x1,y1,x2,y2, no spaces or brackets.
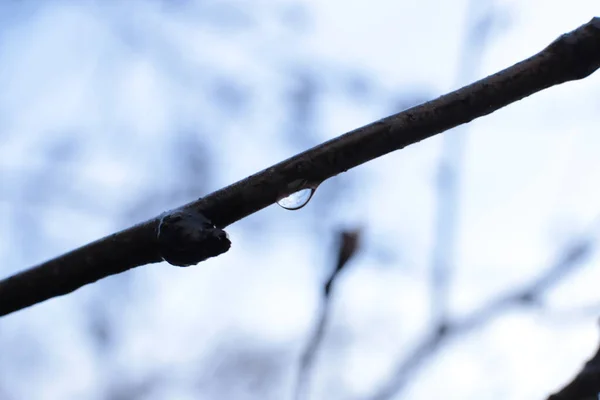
1,1,600,399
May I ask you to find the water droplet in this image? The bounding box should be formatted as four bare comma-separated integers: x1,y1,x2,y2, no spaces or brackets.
277,188,315,210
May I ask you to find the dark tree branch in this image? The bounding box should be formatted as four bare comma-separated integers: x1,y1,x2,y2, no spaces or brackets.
0,209,230,316
371,223,596,400
1,18,599,316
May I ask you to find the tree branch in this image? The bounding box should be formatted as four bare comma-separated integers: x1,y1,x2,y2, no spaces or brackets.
0,209,230,316
1,18,599,316
370,222,596,399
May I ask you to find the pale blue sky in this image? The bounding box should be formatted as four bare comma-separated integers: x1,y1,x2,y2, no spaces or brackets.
0,1,599,399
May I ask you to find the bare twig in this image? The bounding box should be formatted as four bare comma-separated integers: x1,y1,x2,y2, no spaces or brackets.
294,229,361,400
1,18,599,316
371,223,596,400
325,230,361,296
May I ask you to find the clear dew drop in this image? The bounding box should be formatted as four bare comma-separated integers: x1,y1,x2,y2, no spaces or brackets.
277,188,315,210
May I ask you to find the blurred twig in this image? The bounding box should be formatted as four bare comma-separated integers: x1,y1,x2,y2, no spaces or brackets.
371,223,596,400
1,18,600,316
294,229,361,400
429,0,499,331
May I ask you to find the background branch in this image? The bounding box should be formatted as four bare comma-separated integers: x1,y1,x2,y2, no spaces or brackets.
371,218,598,399
294,229,361,400
0,17,599,316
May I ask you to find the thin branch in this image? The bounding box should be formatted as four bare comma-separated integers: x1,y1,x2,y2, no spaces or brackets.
371,221,597,400
1,18,600,316
294,229,361,400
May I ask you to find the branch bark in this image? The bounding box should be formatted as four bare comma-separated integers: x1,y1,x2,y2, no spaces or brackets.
1,17,599,317
371,223,596,400
294,229,361,400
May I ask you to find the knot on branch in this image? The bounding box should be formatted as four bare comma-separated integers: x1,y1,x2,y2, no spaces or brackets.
157,209,231,267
